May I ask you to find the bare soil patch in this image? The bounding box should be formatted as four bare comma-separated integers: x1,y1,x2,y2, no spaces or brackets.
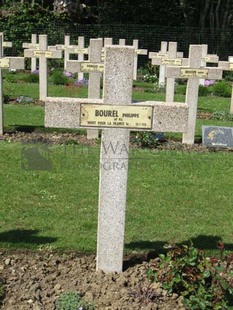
0,249,184,310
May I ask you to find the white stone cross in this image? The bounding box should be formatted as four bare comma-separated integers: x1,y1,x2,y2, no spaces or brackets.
151,42,188,102
0,34,24,135
199,44,219,85
24,35,62,100
149,41,185,88
56,36,86,80
133,39,148,80
0,32,12,53
22,34,38,72
166,45,223,144
66,38,103,139
218,57,233,114
45,45,189,273
149,41,167,86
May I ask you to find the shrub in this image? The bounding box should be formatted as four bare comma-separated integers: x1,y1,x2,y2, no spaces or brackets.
74,78,89,87
51,70,69,85
55,291,95,310
198,85,209,96
4,71,18,83
211,111,233,121
224,71,233,82
175,84,186,95
153,82,166,93
23,73,39,83
147,243,233,309
3,84,13,103
133,132,164,148
210,81,231,97
143,73,157,83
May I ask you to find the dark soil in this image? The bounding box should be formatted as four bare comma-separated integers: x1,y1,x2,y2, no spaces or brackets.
0,249,185,310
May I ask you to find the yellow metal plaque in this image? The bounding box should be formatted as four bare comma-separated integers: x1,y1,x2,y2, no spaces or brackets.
229,63,233,70
156,53,168,58
202,56,218,62
136,49,147,55
2,42,12,47
33,51,53,58
162,58,182,66
73,48,88,54
81,63,104,72
80,104,153,129
181,69,208,78
0,58,10,68
28,44,39,49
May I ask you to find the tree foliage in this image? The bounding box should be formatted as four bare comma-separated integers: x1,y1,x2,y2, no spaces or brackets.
0,0,233,28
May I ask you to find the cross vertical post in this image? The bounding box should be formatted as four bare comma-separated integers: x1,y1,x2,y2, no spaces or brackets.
64,35,70,71
66,41,104,139
133,39,139,80
31,34,37,72
77,36,85,80
96,46,134,273
87,38,103,139
182,45,202,144
200,44,208,86
119,39,126,45
104,38,113,46
166,42,177,102
159,41,167,86
39,35,48,100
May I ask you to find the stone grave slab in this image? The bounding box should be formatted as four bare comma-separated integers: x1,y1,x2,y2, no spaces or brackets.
202,125,233,148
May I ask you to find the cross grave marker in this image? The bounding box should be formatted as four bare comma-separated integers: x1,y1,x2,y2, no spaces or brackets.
0,34,24,135
56,36,86,80
45,45,189,273
200,44,219,85
66,38,103,139
151,41,188,102
133,39,148,80
166,44,223,144
149,41,167,86
22,34,38,72
218,57,233,113
24,35,62,100
149,41,185,89
0,32,12,51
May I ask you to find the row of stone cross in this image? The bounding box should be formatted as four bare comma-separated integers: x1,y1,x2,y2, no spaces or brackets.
0,33,233,145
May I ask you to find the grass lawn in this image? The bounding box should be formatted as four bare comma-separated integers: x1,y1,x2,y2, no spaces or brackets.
0,142,232,257
0,72,233,257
